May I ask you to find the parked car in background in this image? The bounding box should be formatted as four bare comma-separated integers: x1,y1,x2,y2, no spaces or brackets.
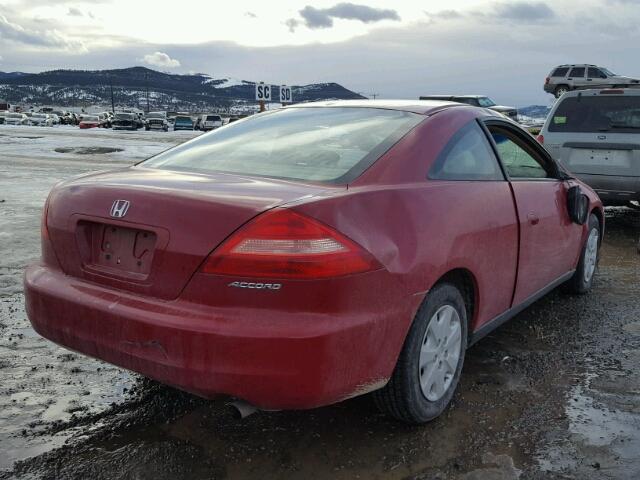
419,95,518,122
198,114,223,131
544,65,640,98
98,112,112,128
25,100,602,424
539,88,640,206
29,113,54,127
173,115,194,131
0,111,6,125
79,115,102,129
145,112,169,131
4,112,29,125
112,112,138,131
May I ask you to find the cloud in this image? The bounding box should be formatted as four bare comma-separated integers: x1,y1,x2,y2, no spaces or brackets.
297,3,400,29
141,51,180,68
284,18,300,33
493,1,555,21
245,11,257,18
0,14,83,50
67,7,83,16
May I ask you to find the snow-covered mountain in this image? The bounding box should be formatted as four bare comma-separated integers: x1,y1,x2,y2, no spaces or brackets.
0,66,365,111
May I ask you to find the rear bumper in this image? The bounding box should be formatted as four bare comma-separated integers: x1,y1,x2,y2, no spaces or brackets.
24,265,405,409
574,173,639,204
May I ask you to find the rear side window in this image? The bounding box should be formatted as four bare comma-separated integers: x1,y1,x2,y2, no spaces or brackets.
569,67,585,78
490,129,549,179
143,107,423,184
429,122,503,181
549,96,640,133
552,67,569,77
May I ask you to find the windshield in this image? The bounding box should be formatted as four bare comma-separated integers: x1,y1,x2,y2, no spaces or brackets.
549,95,640,133
175,116,192,123
147,113,165,119
601,68,616,76
115,113,134,120
82,116,99,121
477,97,497,107
142,107,423,184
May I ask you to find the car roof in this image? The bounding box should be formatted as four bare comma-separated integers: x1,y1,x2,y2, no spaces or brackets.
420,95,488,99
554,64,598,68
286,99,464,115
557,88,640,98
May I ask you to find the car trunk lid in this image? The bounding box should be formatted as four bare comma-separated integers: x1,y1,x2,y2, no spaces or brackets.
46,167,334,299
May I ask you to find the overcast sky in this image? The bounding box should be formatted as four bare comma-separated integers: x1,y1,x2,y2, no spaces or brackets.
0,0,639,106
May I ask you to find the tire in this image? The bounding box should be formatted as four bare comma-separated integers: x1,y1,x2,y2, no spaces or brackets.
566,213,600,294
554,85,570,98
373,283,468,424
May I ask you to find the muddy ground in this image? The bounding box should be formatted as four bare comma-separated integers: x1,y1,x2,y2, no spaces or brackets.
0,125,639,479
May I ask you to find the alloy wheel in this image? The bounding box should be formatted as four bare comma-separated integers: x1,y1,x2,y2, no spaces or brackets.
419,305,462,402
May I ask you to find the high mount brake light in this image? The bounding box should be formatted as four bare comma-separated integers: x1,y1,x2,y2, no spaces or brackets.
202,209,381,279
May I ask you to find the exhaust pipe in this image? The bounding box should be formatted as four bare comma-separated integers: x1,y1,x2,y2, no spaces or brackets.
228,400,258,419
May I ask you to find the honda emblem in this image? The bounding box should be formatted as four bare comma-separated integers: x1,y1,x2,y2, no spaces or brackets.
110,200,130,218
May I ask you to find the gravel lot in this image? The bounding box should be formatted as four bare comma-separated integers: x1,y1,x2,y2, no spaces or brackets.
1,125,639,479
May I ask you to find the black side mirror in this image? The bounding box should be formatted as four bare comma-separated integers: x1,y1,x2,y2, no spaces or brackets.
567,185,589,225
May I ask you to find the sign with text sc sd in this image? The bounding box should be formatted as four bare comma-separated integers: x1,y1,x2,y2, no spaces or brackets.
279,85,293,103
255,82,271,101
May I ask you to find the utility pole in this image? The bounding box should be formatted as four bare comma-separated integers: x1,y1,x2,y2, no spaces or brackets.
145,71,150,113
370,93,379,100
110,76,115,113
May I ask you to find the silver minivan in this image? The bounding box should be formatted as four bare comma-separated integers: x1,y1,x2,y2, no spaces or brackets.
539,88,640,206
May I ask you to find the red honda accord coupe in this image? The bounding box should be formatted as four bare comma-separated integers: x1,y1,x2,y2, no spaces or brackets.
25,100,603,423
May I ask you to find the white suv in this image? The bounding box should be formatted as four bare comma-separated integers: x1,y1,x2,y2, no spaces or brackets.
538,88,640,206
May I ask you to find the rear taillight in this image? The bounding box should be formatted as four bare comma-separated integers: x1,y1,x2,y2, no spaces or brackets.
202,209,381,279
536,134,544,144
545,77,550,85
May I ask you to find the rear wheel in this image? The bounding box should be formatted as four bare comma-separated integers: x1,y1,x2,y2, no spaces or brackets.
566,214,600,294
554,85,570,98
373,283,468,424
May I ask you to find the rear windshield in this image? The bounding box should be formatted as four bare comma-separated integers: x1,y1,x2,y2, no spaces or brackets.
143,107,423,183
82,116,99,121
115,113,134,120
549,96,640,134
206,115,221,121
175,116,192,123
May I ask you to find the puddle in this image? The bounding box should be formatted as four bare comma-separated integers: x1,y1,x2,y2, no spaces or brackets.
54,147,124,155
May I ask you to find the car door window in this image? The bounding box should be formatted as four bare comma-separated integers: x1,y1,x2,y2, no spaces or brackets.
489,128,551,179
429,122,504,181
569,67,585,78
587,68,606,79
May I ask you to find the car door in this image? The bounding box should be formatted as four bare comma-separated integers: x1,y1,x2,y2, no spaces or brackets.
484,120,582,306
587,67,609,89
567,66,587,90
